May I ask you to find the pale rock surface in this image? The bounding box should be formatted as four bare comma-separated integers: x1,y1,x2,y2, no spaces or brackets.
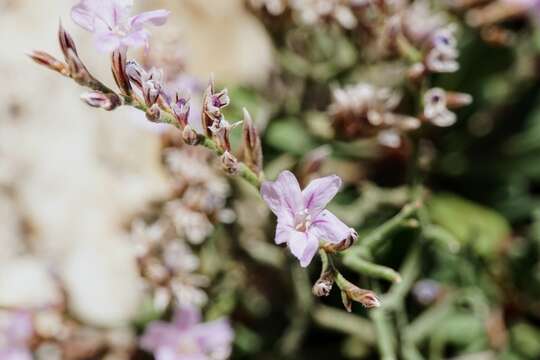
0,0,170,326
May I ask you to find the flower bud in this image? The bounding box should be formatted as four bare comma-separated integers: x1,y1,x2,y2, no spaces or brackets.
338,275,380,312
210,117,232,152
201,76,230,135
242,108,263,173
28,51,68,76
446,91,473,109
65,48,94,86
80,92,120,111
58,23,78,60
112,48,132,95
146,104,161,122
220,151,239,175
312,271,334,297
182,125,200,145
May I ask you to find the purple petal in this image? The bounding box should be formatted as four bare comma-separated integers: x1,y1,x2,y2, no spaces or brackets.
0,348,33,360
261,171,303,217
287,231,318,267
121,29,149,49
71,4,94,31
302,175,342,217
93,32,122,52
130,9,170,30
172,306,201,331
194,318,234,354
311,210,352,244
7,312,33,344
140,321,179,351
299,233,320,267
275,216,294,245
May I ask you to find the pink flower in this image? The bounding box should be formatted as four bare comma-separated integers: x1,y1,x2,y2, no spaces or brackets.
71,0,170,52
0,311,33,360
261,171,356,267
140,306,234,360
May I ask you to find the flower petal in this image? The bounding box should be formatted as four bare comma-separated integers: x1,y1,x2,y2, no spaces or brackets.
172,306,201,330
311,210,352,244
130,9,170,30
93,32,122,52
287,231,308,261
275,217,294,245
261,170,303,216
194,318,234,354
71,5,94,31
273,170,304,214
121,29,149,49
302,175,342,217
287,231,318,267
299,233,320,267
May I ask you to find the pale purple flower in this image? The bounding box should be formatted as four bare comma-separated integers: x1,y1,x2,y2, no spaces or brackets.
0,311,33,360
141,306,234,360
71,0,170,52
261,171,356,267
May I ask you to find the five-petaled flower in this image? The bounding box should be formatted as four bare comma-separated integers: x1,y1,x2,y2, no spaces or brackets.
140,306,234,360
71,0,170,52
261,171,357,267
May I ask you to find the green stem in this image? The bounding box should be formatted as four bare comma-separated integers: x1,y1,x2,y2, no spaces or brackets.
370,306,397,360
342,254,401,283
357,202,420,255
130,100,262,189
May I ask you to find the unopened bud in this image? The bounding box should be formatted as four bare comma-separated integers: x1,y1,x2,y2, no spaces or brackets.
143,80,161,106
112,48,132,95
58,22,78,60
182,125,200,145
242,108,263,173
145,104,161,122
338,275,380,312
80,92,120,111
312,271,334,297
221,151,239,175
65,48,93,85
446,91,473,109
28,51,68,76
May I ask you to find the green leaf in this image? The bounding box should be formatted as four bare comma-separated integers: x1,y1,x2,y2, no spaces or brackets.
266,118,316,155
427,193,511,260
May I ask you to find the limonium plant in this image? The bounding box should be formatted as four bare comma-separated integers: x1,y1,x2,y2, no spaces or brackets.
26,0,498,358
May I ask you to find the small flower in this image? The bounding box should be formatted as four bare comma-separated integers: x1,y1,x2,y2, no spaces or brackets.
201,79,230,135
172,92,191,128
140,306,234,360
423,88,457,127
312,271,334,297
71,0,170,52
261,171,355,267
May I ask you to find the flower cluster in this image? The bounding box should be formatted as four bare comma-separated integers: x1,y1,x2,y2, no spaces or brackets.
0,305,135,359
141,306,233,360
131,142,233,310
329,82,420,145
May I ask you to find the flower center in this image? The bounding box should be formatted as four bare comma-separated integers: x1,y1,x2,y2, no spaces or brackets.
294,209,311,232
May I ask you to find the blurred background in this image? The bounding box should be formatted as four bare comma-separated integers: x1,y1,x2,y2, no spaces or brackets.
2,0,540,359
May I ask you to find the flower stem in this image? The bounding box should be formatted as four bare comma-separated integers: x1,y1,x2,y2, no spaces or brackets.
342,254,401,283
